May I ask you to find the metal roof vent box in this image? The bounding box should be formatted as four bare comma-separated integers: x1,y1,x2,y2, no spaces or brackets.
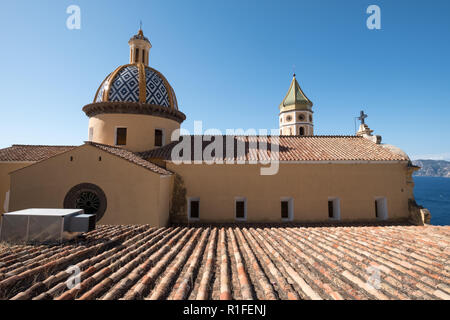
0,209,96,244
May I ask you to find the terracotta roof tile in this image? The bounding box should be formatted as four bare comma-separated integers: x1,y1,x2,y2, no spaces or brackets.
1,224,448,300
0,145,76,162
139,136,409,162
86,142,172,175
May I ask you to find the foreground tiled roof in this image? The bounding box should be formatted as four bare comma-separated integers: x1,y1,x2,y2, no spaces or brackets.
86,142,172,175
140,136,409,162
0,224,448,300
0,145,76,162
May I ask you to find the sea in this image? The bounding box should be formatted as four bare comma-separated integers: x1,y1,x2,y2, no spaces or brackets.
413,176,450,226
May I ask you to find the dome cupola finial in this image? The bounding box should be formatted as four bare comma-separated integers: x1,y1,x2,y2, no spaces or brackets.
128,25,152,66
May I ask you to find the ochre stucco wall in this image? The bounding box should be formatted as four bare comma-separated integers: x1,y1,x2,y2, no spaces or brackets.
8,145,171,226
88,113,180,152
166,161,412,223
0,162,32,214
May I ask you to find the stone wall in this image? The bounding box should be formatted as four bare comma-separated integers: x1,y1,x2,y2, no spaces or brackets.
169,174,188,224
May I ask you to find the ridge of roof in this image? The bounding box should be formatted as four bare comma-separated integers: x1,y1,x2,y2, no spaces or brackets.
0,145,77,162
85,141,172,175
11,144,78,148
139,135,409,162
169,135,361,138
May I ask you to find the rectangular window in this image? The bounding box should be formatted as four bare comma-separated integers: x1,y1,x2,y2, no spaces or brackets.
235,198,247,221
189,198,200,220
280,197,293,221
328,201,334,218
281,201,289,219
236,201,245,219
155,129,163,147
299,127,305,136
328,198,340,220
374,200,379,218
116,128,127,146
135,48,139,62
375,197,388,220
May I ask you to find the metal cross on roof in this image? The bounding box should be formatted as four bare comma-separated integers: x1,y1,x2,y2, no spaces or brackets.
358,110,368,125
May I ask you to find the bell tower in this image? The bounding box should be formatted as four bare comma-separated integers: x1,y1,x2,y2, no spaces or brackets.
279,74,314,136
128,28,152,66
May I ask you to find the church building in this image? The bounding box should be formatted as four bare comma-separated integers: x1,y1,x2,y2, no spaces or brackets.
0,29,428,226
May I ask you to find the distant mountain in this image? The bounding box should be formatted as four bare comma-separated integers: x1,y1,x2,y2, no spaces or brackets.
412,160,450,178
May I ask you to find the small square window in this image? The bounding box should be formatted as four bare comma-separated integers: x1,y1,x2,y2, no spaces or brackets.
116,128,127,146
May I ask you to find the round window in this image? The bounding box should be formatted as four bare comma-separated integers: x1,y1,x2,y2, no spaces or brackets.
298,114,305,121
309,115,313,122
64,183,107,222
286,115,292,122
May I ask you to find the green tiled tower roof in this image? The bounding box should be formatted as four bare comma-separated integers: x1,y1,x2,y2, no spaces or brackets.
279,74,313,111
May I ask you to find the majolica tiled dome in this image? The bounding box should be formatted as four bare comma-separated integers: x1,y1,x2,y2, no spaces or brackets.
94,63,178,110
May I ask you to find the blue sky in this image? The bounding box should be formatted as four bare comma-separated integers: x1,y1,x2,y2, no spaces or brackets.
0,0,449,160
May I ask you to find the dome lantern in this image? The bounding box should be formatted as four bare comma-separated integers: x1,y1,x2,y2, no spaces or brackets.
128,28,152,65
